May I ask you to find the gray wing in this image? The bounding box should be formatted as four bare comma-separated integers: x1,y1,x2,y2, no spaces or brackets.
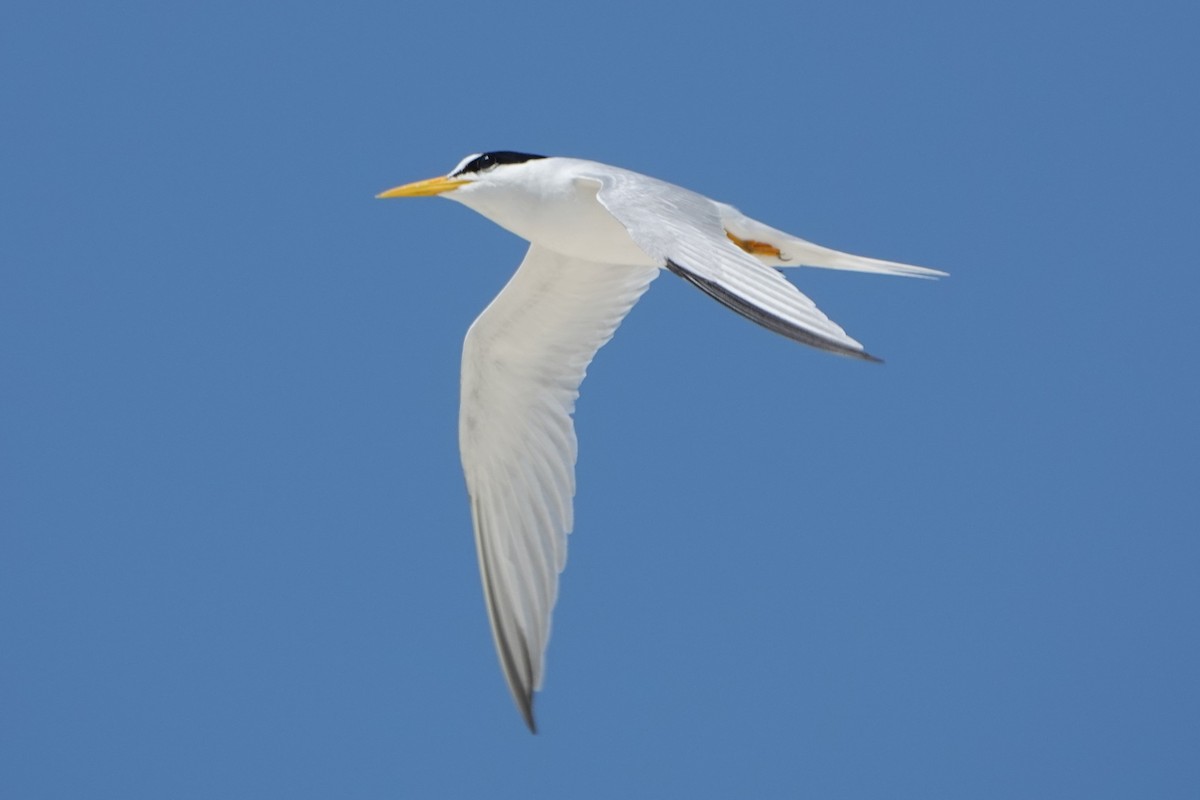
579,169,881,361
460,244,658,731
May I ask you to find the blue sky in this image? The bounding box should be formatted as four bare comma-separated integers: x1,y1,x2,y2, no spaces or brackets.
3,1,1198,797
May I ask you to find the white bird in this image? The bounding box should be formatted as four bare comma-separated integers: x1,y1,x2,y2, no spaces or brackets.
377,152,945,731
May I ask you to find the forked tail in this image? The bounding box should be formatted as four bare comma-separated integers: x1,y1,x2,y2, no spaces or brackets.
717,202,948,278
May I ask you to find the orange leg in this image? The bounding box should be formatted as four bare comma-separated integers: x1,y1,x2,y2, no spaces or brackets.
726,230,783,259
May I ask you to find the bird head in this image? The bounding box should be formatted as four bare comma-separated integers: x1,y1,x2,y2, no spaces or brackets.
376,151,548,200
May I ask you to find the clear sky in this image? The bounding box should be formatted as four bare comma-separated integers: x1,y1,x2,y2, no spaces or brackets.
3,1,1198,798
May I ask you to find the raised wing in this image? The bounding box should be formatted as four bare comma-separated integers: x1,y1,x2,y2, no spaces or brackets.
580,170,883,361
460,244,658,731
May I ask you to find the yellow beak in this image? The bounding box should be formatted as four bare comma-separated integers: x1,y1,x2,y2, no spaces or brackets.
375,175,468,199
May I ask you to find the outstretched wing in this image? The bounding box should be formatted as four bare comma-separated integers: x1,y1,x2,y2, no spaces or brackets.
580,170,884,361
460,244,658,731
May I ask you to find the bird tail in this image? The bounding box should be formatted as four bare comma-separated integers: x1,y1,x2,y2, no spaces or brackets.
717,203,948,279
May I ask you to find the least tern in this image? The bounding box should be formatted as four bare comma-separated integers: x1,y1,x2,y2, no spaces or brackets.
377,152,945,731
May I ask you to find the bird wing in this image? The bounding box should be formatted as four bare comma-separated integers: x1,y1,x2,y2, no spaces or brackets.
579,169,880,361
460,243,658,731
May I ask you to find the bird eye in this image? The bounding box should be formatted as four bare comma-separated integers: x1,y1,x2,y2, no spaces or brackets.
450,151,548,177
453,153,496,177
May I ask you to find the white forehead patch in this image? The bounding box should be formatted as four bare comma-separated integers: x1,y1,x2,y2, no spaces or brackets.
449,153,483,176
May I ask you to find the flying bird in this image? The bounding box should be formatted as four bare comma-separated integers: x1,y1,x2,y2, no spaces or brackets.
377,152,945,731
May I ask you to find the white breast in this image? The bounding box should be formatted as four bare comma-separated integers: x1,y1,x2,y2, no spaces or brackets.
449,163,659,267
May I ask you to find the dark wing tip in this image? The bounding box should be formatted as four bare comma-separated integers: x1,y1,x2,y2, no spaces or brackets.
666,259,883,362
472,497,541,734
519,693,537,734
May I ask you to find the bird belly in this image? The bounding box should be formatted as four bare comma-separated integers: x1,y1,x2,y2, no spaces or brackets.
529,199,655,265
459,183,658,267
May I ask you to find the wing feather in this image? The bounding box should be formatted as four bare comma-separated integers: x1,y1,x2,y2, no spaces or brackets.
460,244,658,731
580,169,888,359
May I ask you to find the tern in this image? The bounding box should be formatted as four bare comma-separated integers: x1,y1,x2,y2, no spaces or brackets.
377,152,945,731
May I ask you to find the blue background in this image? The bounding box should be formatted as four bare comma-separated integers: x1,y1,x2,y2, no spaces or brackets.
4,2,1198,797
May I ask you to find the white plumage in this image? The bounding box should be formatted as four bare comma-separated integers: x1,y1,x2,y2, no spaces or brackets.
377,153,945,731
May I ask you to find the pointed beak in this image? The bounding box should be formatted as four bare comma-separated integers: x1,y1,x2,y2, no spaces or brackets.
375,175,468,199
